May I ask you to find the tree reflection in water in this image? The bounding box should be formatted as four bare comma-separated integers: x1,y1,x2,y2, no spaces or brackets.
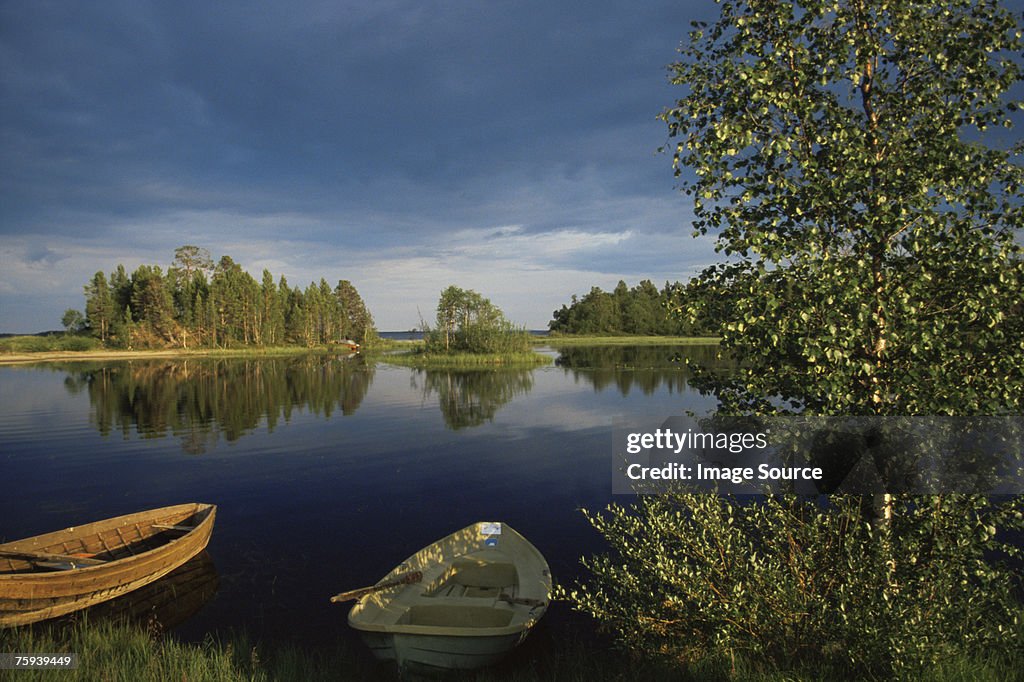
54,345,728,445
551,343,729,396
58,355,374,454
409,369,535,430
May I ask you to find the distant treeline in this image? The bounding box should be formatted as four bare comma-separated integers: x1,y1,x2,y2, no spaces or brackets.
548,280,711,336
79,246,375,349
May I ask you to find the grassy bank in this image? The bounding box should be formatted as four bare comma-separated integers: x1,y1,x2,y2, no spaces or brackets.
0,334,717,365
0,334,103,354
0,620,692,682
0,619,1016,682
535,335,719,346
0,619,369,682
382,350,552,369
0,343,362,366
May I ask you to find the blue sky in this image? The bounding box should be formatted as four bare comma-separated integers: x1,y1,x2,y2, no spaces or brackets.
2,1,1021,333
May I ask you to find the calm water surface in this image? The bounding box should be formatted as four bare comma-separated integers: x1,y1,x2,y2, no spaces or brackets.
0,344,721,647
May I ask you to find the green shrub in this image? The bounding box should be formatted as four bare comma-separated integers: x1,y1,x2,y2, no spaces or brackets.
0,335,48,352
560,492,1023,679
57,335,102,351
0,334,104,353
424,320,532,355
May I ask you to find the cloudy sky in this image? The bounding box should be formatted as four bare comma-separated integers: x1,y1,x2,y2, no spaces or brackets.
2,2,1021,333
0,0,730,333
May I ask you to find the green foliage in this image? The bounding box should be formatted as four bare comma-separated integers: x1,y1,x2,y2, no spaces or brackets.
79,247,376,350
549,280,709,336
452,322,532,354
0,334,102,353
61,308,85,334
661,0,1024,416
129,264,178,346
58,335,102,351
561,492,1024,678
423,285,532,354
335,279,375,344
84,270,113,341
566,4,1024,677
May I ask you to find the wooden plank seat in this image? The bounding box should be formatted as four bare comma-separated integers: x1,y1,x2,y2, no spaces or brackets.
427,553,518,599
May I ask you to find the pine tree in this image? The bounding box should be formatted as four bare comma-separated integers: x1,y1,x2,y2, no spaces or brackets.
84,271,113,342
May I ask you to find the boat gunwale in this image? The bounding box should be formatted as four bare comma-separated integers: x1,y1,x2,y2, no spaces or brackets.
348,616,539,637
0,503,216,580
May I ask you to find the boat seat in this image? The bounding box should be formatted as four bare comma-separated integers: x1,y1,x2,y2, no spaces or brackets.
450,556,517,589
425,554,519,599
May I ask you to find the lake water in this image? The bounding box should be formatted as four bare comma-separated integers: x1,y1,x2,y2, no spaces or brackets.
0,344,722,650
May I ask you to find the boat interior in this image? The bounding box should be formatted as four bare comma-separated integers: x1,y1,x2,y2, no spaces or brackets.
396,550,524,629
0,507,208,573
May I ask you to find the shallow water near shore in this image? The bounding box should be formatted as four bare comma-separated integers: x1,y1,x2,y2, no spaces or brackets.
0,344,721,650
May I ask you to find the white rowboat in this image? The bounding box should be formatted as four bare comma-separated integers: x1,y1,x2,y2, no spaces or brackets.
338,521,550,672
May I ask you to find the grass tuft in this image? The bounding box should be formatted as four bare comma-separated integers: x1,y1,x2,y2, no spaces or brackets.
382,350,553,369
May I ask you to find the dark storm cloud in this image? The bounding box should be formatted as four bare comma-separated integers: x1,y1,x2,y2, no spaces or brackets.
0,0,727,330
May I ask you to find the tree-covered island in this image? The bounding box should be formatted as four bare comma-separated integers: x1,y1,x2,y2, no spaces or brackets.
387,285,550,367
548,279,716,336
75,245,375,350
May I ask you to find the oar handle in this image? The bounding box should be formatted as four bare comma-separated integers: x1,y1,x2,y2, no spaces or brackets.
330,570,423,603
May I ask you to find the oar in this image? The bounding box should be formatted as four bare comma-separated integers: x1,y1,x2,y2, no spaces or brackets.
0,548,105,567
330,570,423,603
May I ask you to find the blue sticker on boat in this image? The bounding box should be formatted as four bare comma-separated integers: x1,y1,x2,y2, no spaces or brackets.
485,537,498,547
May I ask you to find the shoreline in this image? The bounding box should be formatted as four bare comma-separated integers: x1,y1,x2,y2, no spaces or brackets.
0,346,355,366
535,335,719,346
0,336,719,366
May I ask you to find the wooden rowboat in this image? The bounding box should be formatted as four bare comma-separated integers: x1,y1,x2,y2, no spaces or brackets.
333,521,550,672
0,503,216,627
